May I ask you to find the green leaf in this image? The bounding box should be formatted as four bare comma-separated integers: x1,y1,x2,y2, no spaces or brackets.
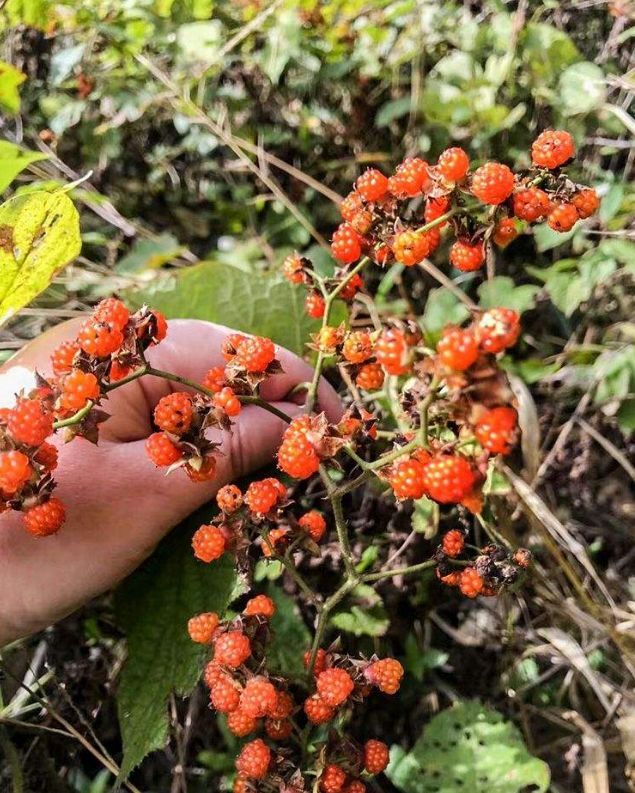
387,701,550,793
0,190,81,325
411,496,438,538
477,276,539,314
176,21,223,63
3,0,50,28
261,10,302,84
0,61,26,114
331,583,389,637
617,398,635,433
115,511,236,778
116,234,184,274
0,142,48,194
598,183,624,224
128,260,322,356
558,62,607,116
376,97,412,128
420,288,470,338
265,585,310,679
533,222,577,252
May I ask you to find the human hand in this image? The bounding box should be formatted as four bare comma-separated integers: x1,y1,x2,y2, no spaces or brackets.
0,319,341,645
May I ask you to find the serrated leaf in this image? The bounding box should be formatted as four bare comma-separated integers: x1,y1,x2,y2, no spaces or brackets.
115,510,236,778
128,260,324,356
265,585,310,679
477,277,539,314
0,61,26,114
0,141,48,194
0,191,81,325
387,701,550,793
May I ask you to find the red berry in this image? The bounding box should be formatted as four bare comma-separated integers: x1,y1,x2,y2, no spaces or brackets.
388,457,427,500
202,366,226,393
437,147,470,181
60,370,99,411
423,227,442,254
475,308,520,354
315,325,345,352
77,319,123,358
187,612,220,644
240,676,279,718
572,188,600,219
185,456,217,482
437,569,461,587
245,478,284,515
342,331,372,364
304,693,334,724
364,740,390,774
235,739,271,780
94,297,130,330
547,202,578,232
214,387,241,417
316,668,354,707
345,782,366,793
277,416,320,479
513,187,550,222
493,218,518,247
210,674,241,713
203,661,223,689
320,765,347,793
235,336,276,372
303,648,328,676
227,708,259,737
514,548,532,569
265,717,292,740
531,129,575,169
471,162,515,205
364,658,404,694
340,191,364,221
269,690,294,720
145,432,182,467
422,454,476,504
7,398,53,447
216,484,243,513
389,158,430,198
350,209,373,235
0,450,32,494
282,252,306,284
338,272,364,301
442,529,465,558
153,392,193,435
262,526,290,557
50,340,79,376
449,238,485,272
305,291,326,319
355,363,384,391
356,169,389,202
474,406,518,455
298,510,326,542
424,195,451,225
34,441,58,471
233,775,250,793
149,310,168,344
437,327,478,371
393,230,430,266
23,497,65,537
459,566,484,598
331,223,363,264
243,594,276,618
192,524,227,562
214,630,251,668
221,333,247,361
375,328,409,375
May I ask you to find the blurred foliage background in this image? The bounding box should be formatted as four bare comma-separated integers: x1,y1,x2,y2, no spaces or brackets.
0,1,634,792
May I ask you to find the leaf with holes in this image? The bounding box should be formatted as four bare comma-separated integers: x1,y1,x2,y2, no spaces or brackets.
387,700,550,793
0,190,81,325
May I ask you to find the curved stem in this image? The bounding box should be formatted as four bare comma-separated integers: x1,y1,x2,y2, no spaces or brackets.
362,558,436,583
52,400,94,429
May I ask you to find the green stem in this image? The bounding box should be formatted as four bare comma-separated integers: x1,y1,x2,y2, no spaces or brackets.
362,558,436,583
52,400,94,429
259,530,320,605
319,466,356,575
307,576,358,677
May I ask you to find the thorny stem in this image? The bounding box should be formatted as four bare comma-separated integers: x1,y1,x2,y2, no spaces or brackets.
361,559,437,583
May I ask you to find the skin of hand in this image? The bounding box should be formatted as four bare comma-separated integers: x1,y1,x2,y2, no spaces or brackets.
0,318,342,646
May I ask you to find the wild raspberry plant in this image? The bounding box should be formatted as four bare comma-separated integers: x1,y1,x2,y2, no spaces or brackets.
0,131,599,789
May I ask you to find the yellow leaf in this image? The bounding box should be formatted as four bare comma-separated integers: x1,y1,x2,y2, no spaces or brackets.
0,191,81,325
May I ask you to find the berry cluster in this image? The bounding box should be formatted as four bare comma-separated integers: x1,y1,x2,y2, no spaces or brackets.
2,129,592,788
0,299,168,535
